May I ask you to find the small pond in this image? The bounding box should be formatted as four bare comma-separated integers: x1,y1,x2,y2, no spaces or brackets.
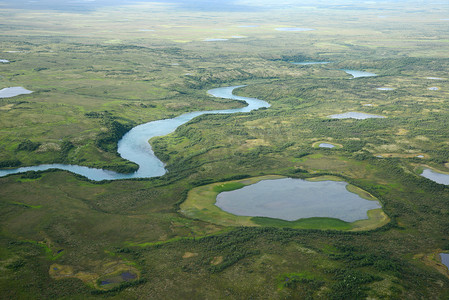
376,87,395,91
319,143,335,148
291,61,330,65
0,87,33,98
121,271,137,280
275,27,315,32
427,77,444,80
441,253,449,269
0,59,9,63
421,168,449,185
203,38,228,41
99,271,137,286
215,178,381,222
329,112,385,119
342,69,377,78
428,87,440,91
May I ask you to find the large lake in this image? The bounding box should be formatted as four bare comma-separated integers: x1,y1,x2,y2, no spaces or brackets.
0,86,270,181
0,87,33,98
421,168,449,185
215,178,381,222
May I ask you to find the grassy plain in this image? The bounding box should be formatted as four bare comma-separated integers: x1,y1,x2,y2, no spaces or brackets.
1,0,449,299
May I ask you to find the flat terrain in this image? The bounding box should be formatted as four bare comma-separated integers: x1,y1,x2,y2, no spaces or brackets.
1,0,449,298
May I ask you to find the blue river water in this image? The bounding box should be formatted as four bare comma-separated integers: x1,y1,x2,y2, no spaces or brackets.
0,86,270,181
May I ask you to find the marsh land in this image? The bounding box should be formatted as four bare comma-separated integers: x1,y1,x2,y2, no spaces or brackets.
1,0,449,299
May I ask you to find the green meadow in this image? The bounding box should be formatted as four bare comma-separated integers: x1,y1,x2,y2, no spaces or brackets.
1,0,449,298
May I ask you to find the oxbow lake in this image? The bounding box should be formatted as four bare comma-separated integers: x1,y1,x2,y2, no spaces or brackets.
215,178,381,222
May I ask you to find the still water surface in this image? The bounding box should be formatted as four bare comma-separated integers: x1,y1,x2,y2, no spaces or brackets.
421,168,449,185
329,112,385,119
440,253,449,269
215,178,381,222
292,61,330,65
0,87,33,98
342,69,377,78
275,27,314,32
319,143,335,148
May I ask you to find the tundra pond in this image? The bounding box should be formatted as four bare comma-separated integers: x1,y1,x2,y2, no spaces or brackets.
421,168,449,185
0,87,33,98
342,69,377,78
215,178,381,222
329,112,385,119
181,175,388,230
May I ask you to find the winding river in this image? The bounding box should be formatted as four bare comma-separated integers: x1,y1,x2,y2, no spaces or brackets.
0,86,270,181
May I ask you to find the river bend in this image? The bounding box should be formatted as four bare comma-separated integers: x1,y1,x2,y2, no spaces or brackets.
0,86,270,181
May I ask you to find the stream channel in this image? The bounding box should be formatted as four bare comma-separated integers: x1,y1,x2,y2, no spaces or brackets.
0,86,270,181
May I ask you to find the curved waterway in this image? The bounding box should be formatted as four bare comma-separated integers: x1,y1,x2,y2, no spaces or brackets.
0,85,270,181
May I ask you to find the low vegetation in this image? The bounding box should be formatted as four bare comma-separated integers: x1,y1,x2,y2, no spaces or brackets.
1,1,449,298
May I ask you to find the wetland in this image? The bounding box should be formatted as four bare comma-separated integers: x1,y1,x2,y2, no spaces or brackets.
2,0,449,298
